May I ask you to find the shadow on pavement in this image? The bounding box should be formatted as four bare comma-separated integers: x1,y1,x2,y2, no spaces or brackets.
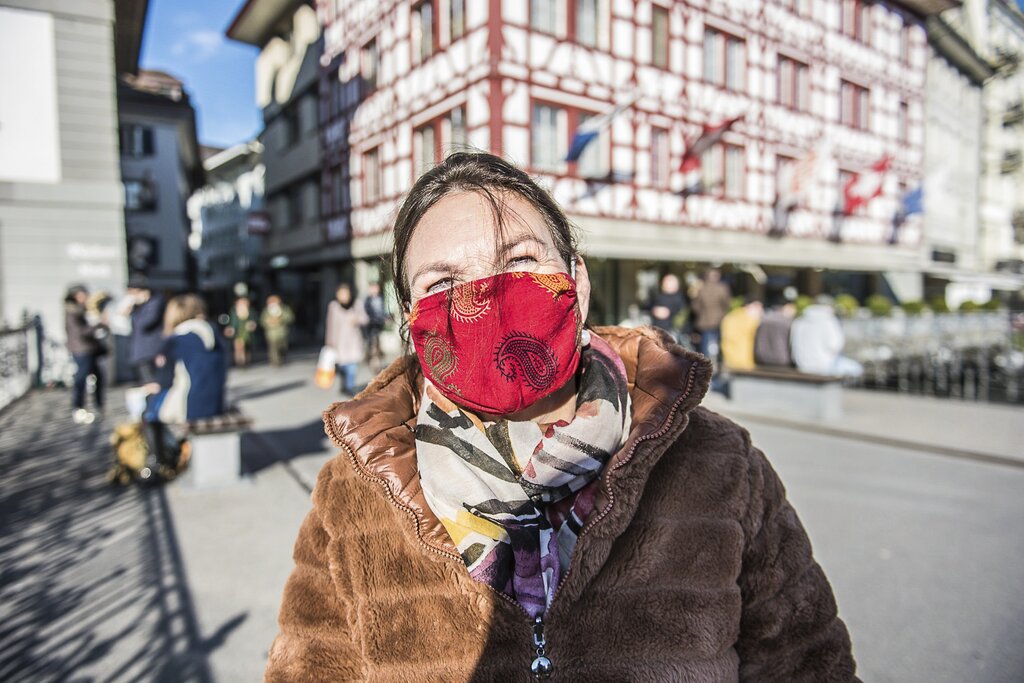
230,380,308,403
241,419,333,478
0,389,244,683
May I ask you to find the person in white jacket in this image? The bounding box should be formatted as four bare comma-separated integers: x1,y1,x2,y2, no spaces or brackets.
790,296,863,378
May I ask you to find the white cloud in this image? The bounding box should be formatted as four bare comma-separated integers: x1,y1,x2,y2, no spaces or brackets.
170,29,224,62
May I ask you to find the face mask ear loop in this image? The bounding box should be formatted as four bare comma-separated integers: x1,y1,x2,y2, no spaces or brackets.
570,258,577,281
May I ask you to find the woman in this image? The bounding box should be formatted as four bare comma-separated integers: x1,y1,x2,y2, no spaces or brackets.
64,284,108,424
267,153,858,681
224,296,257,367
143,294,227,471
324,283,368,394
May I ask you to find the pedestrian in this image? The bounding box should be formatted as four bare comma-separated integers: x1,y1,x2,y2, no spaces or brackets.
260,294,294,366
644,272,688,342
325,283,368,394
690,267,733,361
141,294,227,470
64,284,108,424
720,296,763,371
121,277,166,383
363,280,389,373
791,295,864,378
755,298,798,368
224,296,256,367
266,152,857,681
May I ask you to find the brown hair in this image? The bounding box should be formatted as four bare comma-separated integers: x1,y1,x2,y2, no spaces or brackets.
390,151,579,310
163,294,207,335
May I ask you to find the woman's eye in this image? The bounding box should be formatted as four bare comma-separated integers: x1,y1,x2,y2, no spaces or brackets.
505,255,537,271
426,278,455,295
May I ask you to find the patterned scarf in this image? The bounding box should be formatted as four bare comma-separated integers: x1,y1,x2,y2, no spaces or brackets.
416,333,632,617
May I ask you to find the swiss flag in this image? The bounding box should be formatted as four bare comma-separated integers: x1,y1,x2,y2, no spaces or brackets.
842,155,892,216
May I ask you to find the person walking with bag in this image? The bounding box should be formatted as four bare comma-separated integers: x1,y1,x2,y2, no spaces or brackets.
324,283,368,394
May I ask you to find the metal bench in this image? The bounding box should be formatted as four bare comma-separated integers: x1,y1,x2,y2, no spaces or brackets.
727,367,844,421
178,409,253,489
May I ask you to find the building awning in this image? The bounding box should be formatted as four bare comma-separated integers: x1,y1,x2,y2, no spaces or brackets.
894,0,961,18
926,15,995,85
226,0,302,46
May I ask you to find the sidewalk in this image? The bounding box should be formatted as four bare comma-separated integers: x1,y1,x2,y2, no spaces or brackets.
702,386,1024,467
3,355,1022,681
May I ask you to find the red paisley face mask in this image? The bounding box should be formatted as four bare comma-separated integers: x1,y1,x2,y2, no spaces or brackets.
409,271,583,415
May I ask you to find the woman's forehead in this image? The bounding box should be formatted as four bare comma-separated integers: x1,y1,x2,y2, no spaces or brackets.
411,191,554,254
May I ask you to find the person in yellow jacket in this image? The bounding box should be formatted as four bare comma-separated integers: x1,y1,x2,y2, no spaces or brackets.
720,297,764,371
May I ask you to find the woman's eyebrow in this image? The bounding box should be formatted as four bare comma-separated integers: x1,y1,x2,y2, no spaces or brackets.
412,260,458,285
497,233,547,258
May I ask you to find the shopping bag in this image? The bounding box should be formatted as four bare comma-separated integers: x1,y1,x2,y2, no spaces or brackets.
315,346,337,389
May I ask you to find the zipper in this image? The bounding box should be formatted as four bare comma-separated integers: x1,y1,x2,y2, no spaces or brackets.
322,359,698,679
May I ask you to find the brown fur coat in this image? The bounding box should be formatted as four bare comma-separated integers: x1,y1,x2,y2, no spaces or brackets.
266,327,858,681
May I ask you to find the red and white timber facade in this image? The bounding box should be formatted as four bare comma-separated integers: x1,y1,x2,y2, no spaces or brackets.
318,0,946,309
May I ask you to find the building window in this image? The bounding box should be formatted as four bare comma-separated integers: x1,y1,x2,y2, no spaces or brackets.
413,1,435,63
450,0,465,42
287,184,305,227
123,179,157,211
414,123,436,176
364,147,381,203
361,38,378,92
838,168,858,212
898,100,909,143
532,103,565,172
651,126,670,188
531,0,559,35
777,55,809,111
899,22,911,64
576,0,598,47
840,0,870,43
651,5,669,69
330,165,347,214
701,144,744,199
840,80,870,130
445,105,468,151
120,125,154,157
279,108,299,149
704,27,745,91
575,111,607,178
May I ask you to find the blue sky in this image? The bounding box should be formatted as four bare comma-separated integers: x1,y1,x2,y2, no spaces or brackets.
140,0,261,149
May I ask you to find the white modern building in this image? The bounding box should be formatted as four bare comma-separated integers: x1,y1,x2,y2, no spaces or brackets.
0,0,145,339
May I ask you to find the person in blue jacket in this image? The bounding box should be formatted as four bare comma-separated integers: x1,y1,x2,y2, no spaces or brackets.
142,294,227,468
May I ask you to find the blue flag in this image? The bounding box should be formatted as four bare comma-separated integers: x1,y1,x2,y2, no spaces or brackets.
565,94,638,162
901,185,923,217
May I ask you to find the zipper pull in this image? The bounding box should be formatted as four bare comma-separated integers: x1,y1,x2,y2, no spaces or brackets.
531,615,553,679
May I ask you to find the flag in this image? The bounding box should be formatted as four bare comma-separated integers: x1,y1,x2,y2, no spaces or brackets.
565,94,639,162
842,154,892,216
889,184,923,245
900,185,923,217
576,170,634,200
679,115,743,173
772,142,828,238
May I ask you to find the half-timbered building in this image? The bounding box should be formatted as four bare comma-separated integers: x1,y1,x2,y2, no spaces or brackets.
319,0,953,321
